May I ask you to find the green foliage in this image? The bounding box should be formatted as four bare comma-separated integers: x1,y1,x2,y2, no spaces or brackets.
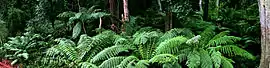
2,32,51,66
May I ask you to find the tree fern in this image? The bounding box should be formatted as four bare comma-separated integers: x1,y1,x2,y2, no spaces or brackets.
199,49,213,68
155,36,188,54
149,54,178,64
79,62,98,68
214,45,255,60
186,50,200,68
135,60,149,68
91,45,134,63
99,57,126,68
159,28,194,43
117,56,139,68
207,36,241,47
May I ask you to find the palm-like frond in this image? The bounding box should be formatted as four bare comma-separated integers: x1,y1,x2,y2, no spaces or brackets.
186,50,200,68
99,57,126,68
91,45,134,63
133,31,162,59
156,36,188,54
159,28,194,43
135,60,149,68
149,54,178,64
215,45,255,60
199,26,216,44
207,36,241,47
117,56,139,68
79,62,98,68
211,51,222,68
199,49,213,68
221,57,234,68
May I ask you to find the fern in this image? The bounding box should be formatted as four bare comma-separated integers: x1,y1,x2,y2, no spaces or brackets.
211,51,222,68
221,57,234,68
99,57,126,68
135,60,149,68
149,54,178,64
159,28,194,43
117,56,139,68
186,50,200,68
91,45,134,63
215,45,255,60
207,36,241,47
199,49,213,68
156,36,188,54
79,62,98,68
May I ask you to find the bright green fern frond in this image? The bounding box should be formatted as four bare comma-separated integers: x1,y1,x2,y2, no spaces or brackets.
159,28,194,43
99,57,126,68
186,50,200,68
133,31,162,59
149,54,178,64
221,57,234,68
135,60,149,68
156,36,188,54
199,49,213,68
91,45,134,63
55,44,79,61
211,31,230,40
117,56,139,68
199,26,216,44
211,51,222,68
79,62,98,68
207,36,241,47
215,45,255,60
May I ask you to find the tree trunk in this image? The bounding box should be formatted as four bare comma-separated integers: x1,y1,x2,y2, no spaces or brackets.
203,0,209,21
259,0,270,68
122,0,129,32
165,12,173,31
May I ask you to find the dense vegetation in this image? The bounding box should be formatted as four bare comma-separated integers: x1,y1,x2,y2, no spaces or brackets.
0,0,259,68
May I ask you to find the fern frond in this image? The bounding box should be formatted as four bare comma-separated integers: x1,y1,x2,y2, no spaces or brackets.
221,57,234,68
186,51,200,68
99,57,126,68
159,28,194,43
177,54,187,62
91,45,134,63
134,31,162,59
79,62,98,68
211,31,230,40
199,26,216,44
207,36,241,47
163,63,182,68
57,11,75,18
215,45,255,60
156,36,188,54
199,49,213,68
149,54,178,64
211,51,222,68
117,56,139,68
135,60,149,68
55,44,79,61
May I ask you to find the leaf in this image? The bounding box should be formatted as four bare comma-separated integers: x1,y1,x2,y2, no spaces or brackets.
17,53,29,60
72,23,82,39
11,59,18,65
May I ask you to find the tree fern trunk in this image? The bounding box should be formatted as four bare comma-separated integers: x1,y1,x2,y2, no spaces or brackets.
259,0,270,67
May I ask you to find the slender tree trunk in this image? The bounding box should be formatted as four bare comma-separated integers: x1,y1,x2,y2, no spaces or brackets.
122,0,129,32
203,0,209,21
259,0,270,68
165,12,173,31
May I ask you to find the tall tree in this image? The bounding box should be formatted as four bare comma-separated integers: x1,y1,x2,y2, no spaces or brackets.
122,0,129,32
259,0,270,68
